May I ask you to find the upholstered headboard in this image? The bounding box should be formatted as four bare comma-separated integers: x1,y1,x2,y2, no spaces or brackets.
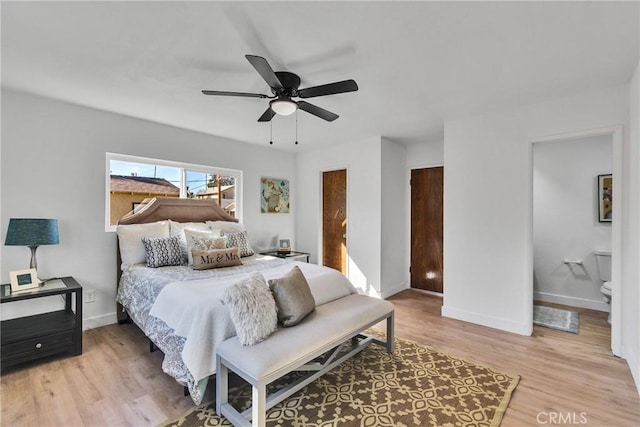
115,197,239,323
117,197,238,225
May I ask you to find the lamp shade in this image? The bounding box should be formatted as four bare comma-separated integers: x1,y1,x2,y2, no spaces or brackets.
4,218,59,246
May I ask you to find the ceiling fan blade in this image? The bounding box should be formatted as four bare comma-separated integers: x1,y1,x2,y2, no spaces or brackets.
298,101,339,122
202,90,270,98
257,107,276,122
297,79,358,99
245,55,283,90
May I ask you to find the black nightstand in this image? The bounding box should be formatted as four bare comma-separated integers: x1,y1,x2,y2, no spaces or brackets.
1,276,83,371
260,250,310,263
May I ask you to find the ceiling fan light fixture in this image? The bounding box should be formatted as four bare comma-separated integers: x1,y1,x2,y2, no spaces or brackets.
270,99,297,116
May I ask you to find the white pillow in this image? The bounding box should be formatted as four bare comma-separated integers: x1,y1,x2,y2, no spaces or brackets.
184,228,222,265
207,220,246,234
221,273,278,346
117,221,170,268
169,220,212,261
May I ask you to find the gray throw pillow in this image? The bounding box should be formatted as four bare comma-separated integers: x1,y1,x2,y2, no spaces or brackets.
221,273,277,346
268,266,316,327
221,230,255,257
141,236,183,268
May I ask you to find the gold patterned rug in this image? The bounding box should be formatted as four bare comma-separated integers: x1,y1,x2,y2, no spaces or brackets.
161,336,519,427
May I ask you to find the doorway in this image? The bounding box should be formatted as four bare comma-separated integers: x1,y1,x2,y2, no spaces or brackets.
322,169,347,274
530,126,622,356
410,167,444,293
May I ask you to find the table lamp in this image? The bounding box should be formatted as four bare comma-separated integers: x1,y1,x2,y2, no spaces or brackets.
4,218,59,270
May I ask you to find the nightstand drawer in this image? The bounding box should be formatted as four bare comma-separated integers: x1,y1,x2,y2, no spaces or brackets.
2,331,74,360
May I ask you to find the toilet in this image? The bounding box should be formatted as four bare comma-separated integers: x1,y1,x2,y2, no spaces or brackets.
594,250,612,324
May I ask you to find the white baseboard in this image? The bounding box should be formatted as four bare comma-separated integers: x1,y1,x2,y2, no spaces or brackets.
533,291,609,312
84,312,118,330
381,282,408,299
441,304,532,336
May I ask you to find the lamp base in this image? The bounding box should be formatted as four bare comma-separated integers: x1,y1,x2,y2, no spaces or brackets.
29,246,39,270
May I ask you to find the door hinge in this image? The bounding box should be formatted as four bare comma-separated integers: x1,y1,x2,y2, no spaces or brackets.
409,266,411,273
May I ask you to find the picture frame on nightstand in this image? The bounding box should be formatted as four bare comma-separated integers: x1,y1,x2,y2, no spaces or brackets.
278,239,291,253
9,268,39,293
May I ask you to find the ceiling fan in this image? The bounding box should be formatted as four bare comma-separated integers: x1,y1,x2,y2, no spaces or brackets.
202,55,358,122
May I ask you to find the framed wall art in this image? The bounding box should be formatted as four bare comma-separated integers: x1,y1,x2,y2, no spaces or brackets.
261,177,290,213
598,174,612,222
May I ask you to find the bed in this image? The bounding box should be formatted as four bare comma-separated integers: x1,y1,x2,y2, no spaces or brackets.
115,197,358,404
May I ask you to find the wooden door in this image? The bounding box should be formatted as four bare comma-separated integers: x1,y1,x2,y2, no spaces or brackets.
411,167,444,293
322,169,347,273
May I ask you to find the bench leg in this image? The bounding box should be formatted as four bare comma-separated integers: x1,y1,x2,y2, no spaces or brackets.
216,356,228,416
386,312,395,353
252,382,267,427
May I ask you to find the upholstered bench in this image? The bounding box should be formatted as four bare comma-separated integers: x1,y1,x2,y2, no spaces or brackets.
215,293,394,427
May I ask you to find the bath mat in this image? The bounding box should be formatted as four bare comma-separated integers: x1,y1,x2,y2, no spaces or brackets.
160,335,520,427
533,305,579,334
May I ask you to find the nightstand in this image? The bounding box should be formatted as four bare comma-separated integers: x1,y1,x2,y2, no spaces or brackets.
1,276,82,372
260,250,310,263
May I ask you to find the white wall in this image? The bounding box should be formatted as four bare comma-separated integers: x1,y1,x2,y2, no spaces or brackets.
443,84,630,336
406,140,444,168
381,138,408,297
295,137,381,295
533,135,612,311
1,89,296,328
295,136,407,298
624,61,640,391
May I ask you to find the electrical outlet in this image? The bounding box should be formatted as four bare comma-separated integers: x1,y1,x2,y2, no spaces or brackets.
86,289,96,303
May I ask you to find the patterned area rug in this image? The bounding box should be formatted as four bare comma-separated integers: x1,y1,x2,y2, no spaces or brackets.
161,336,519,427
533,305,579,334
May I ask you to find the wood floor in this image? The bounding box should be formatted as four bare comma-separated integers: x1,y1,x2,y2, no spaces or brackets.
1,290,638,426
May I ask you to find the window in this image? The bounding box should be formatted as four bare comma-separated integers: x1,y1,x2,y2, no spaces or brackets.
106,153,242,230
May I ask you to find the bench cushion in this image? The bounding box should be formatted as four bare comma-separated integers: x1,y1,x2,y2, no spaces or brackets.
217,294,393,381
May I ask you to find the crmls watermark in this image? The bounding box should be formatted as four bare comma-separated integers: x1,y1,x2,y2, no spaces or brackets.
536,412,588,425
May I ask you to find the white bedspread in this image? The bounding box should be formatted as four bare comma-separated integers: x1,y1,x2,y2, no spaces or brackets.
148,261,357,385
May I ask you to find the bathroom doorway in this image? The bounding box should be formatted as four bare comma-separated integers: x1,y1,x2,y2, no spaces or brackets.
530,127,622,355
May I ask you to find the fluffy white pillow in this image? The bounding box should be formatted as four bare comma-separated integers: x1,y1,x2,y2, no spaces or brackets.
221,273,278,346
184,229,222,265
117,221,170,268
207,220,246,234
169,220,212,262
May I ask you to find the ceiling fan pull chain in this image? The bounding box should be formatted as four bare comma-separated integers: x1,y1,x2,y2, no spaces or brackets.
269,119,273,145
295,111,299,145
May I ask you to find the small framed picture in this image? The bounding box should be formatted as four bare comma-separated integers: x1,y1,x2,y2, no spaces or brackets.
10,268,40,293
598,174,613,223
278,239,291,253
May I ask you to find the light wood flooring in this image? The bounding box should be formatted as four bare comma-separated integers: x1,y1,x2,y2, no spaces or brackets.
1,290,639,426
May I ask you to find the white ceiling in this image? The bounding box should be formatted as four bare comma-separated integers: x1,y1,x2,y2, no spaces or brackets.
2,1,638,152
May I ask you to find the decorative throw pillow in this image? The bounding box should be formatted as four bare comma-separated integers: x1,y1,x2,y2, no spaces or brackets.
221,273,277,346
184,229,222,265
268,266,316,327
191,247,243,270
141,236,183,268
222,230,254,257
169,221,212,262
191,236,227,251
116,221,170,268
